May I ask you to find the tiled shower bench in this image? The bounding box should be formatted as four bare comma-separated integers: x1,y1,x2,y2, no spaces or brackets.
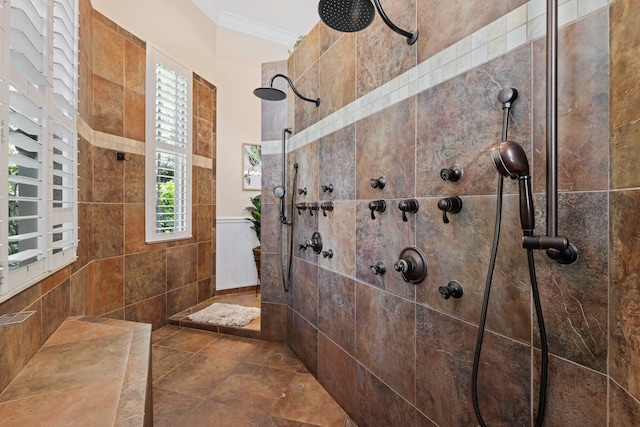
0,316,152,426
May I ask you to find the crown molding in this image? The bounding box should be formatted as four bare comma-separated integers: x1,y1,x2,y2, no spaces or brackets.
217,11,297,47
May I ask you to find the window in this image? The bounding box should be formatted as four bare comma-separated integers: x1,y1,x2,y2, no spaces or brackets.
0,0,79,302
145,47,193,242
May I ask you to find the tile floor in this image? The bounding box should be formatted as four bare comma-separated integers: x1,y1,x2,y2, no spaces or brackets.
152,325,355,426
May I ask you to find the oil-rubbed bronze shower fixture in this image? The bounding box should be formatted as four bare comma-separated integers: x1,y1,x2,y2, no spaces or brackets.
394,246,427,284
299,232,323,254
398,198,419,222
318,0,418,45
253,74,320,106
368,200,386,220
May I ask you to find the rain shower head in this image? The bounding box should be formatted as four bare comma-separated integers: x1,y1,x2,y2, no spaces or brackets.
318,0,418,45
253,74,320,107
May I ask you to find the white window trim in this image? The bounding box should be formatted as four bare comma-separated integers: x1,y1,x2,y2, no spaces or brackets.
145,45,193,243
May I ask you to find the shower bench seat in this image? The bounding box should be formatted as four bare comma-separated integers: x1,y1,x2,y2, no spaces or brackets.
0,316,153,426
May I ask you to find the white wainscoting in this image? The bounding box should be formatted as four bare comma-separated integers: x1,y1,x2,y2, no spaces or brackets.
216,217,259,291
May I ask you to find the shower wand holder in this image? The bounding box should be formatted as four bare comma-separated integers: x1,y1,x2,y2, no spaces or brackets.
522,235,579,264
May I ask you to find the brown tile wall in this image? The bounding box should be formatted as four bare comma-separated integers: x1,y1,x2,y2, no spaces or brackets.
0,0,217,392
262,1,640,425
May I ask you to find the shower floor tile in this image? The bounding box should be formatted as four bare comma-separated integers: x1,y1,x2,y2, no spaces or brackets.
152,326,354,427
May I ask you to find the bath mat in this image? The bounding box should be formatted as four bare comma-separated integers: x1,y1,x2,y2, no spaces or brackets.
187,303,260,327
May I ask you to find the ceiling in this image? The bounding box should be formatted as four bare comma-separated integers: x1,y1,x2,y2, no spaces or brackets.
190,0,320,47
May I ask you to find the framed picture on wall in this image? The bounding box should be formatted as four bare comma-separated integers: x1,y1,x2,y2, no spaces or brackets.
242,143,262,191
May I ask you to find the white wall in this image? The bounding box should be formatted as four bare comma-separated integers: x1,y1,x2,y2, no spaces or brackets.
215,26,287,216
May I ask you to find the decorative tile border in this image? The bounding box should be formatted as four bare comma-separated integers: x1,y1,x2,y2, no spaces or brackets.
264,0,609,155
78,117,214,169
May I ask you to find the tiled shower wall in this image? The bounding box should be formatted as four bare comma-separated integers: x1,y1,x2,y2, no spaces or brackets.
0,0,217,392
261,0,640,425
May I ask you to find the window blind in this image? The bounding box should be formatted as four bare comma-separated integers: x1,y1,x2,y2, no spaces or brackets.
146,47,192,243
0,0,78,302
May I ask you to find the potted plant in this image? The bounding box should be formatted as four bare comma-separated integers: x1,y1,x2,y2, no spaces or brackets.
246,195,261,280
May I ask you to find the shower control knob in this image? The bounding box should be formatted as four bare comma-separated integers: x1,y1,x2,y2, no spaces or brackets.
440,166,463,182
298,243,308,251
308,202,320,216
296,202,308,215
322,250,334,259
439,280,464,300
273,185,285,199
298,187,308,196
370,176,387,189
321,184,334,193
370,262,386,276
368,200,386,220
394,246,428,284
398,198,419,222
437,196,463,224
320,201,334,217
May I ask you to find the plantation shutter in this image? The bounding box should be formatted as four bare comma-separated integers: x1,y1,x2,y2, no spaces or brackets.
0,0,78,301
145,47,192,243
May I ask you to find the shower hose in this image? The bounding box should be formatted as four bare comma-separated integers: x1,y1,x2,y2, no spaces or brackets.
472,175,549,427
279,163,298,293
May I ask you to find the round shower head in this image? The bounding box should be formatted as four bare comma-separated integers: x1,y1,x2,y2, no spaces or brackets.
491,140,530,179
253,87,287,102
318,0,375,33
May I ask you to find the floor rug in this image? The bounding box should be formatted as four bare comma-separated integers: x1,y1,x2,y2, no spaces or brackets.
187,303,260,327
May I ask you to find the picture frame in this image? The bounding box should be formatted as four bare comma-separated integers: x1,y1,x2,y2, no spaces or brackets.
242,143,262,191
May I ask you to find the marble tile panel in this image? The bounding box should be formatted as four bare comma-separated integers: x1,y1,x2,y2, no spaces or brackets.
124,203,167,255
355,282,416,403
197,241,212,281
270,371,349,425
153,353,239,399
78,54,93,127
610,0,640,189
317,333,356,419
261,61,289,141
93,75,124,137
152,388,202,427
355,200,416,300
154,328,220,353
318,268,355,355
40,280,71,344
319,21,342,56
124,250,167,305
88,256,124,316
150,345,193,383
246,341,307,373
294,63,321,132
415,306,477,426
416,193,531,343
533,354,607,426
294,24,320,81
196,166,213,205
78,0,93,64
77,135,93,203
166,244,198,290
289,311,318,376
319,33,356,120
610,189,640,398
533,192,608,372
318,201,356,278
199,335,263,361
125,294,167,330
416,44,531,198
318,124,356,202
261,203,281,254
354,363,416,427
124,152,145,204
196,78,215,124
260,302,287,343
181,398,267,426
166,283,198,317
0,307,40,392
195,117,213,159
39,266,70,295
417,0,527,62
93,19,124,85
262,154,281,206
197,204,213,243
124,88,145,142
356,0,417,97
93,145,124,203
198,278,213,303
532,10,609,193
610,380,640,427
292,258,318,327
356,98,416,200
208,363,295,414
261,252,289,305
124,39,145,94
70,266,89,316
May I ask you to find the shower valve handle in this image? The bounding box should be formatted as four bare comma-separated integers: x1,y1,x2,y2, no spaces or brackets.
398,199,419,222
437,196,463,224
322,250,333,259
370,262,386,276
296,202,308,215
298,187,308,196
368,200,386,220
320,201,334,217
439,280,464,300
308,202,320,216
